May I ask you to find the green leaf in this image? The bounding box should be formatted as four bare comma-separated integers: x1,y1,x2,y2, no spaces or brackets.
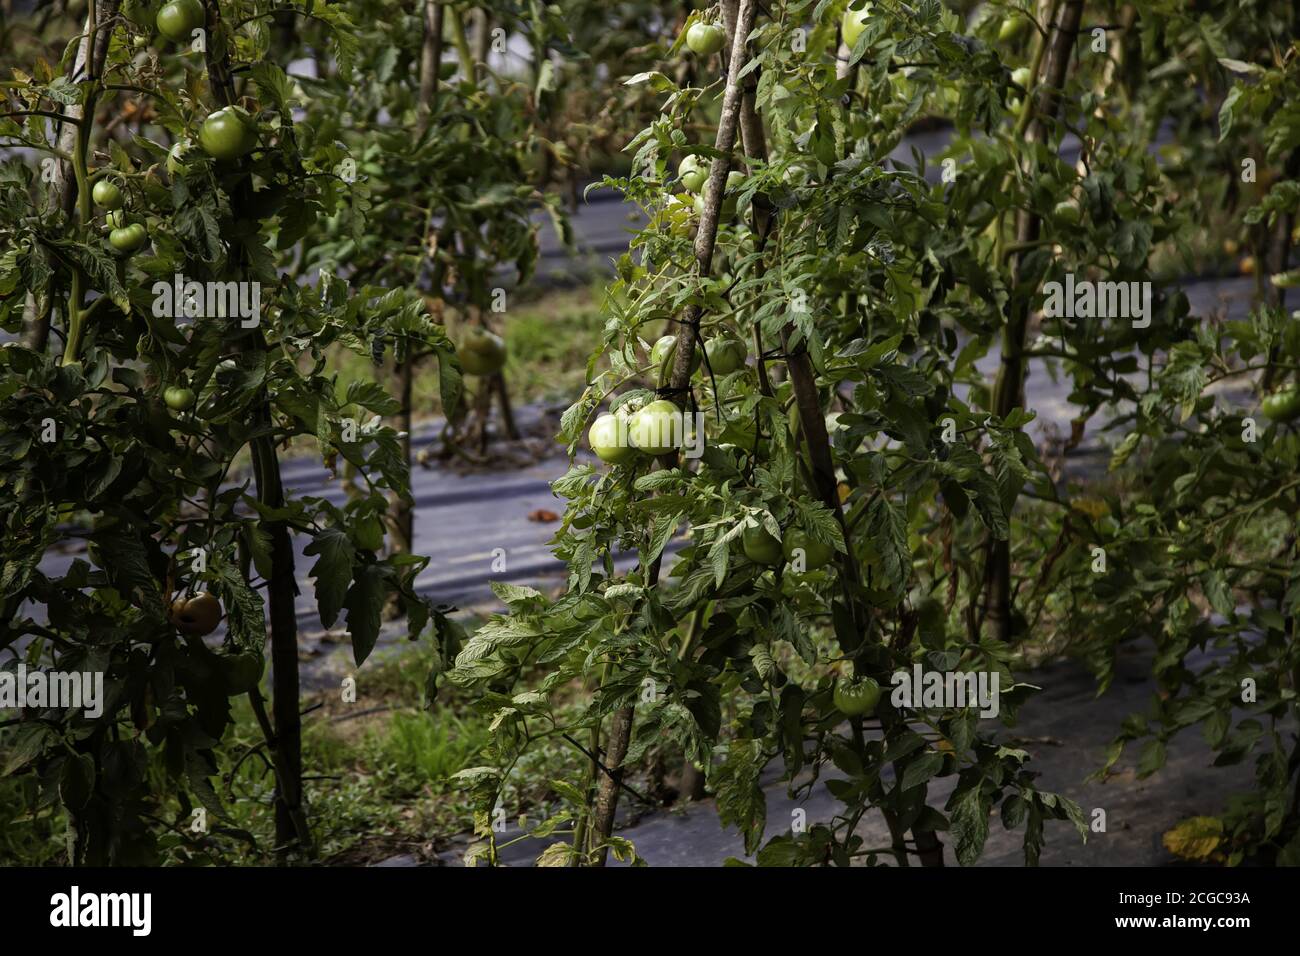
490,582,544,607
304,527,354,629
949,785,990,866
713,741,768,856
900,751,944,791
344,563,386,665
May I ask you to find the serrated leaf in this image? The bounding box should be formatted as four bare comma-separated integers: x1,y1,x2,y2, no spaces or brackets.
304,527,354,629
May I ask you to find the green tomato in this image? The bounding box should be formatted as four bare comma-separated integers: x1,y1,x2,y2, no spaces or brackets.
833,676,882,717
198,105,258,161
105,209,128,229
589,413,637,465
998,14,1028,42
163,386,196,411
742,524,783,567
651,334,701,377
458,327,507,376
1054,199,1081,224
783,529,833,571
678,154,708,193
1261,387,1300,422
628,399,683,456
1011,66,1032,89
842,2,873,48
691,171,743,220
108,223,147,253
704,335,747,375
685,22,725,57
92,179,124,209
156,0,205,43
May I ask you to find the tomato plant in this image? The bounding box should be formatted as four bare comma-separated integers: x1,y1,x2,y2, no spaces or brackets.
447,0,1088,868
0,0,456,863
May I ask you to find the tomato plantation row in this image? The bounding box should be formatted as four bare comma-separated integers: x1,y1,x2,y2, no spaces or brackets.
1,0,1298,867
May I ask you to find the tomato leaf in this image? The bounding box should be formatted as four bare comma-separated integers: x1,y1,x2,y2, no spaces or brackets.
304,527,354,629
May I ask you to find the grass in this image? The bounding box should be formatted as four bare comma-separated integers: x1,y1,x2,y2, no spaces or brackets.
323,281,607,426
0,772,67,865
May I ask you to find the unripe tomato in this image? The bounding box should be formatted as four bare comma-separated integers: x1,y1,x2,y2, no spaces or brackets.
458,327,507,376
692,170,744,220
589,413,636,464
685,23,725,56
704,335,747,374
1011,66,1032,89
783,529,833,571
108,223,147,253
198,106,258,161
1261,386,1300,422
742,524,783,566
842,2,873,48
163,386,196,411
92,179,124,209
678,154,708,193
1053,199,1081,224
156,0,205,43
169,591,222,636
651,334,701,377
833,676,882,716
998,14,1028,42
628,399,683,456
105,209,128,229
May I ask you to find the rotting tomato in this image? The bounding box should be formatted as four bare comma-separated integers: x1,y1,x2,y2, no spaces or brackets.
169,591,222,636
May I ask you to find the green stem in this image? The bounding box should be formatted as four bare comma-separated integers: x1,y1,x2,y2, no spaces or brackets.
449,5,476,86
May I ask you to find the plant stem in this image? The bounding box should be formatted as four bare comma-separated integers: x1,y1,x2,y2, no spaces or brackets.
982,0,1084,644
587,0,759,867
